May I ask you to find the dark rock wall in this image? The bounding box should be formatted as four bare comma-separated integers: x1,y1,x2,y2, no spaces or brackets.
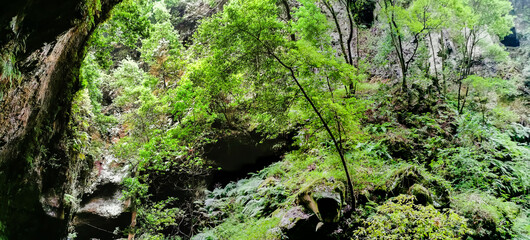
511,0,530,45
0,0,120,238
171,0,229,45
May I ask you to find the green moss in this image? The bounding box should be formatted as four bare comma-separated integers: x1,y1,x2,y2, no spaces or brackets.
84,0,102,28
408,184,433,205
295,178,344,223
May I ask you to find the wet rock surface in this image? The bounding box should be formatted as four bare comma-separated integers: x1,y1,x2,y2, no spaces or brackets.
0,0,120,238
70,133,131,237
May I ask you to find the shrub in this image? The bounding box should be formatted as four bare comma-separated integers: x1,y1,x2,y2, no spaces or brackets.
453,192,521,239
354,195,469,239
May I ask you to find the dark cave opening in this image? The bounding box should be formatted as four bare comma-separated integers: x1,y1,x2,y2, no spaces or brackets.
501,27,520,47
204,131,295,189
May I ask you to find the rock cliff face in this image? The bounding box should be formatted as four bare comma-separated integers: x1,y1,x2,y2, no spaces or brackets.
0,0,120,238
512,0,530,44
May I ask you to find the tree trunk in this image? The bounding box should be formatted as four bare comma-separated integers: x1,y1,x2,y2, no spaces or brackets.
428,32,440,94
345,0,355,66
459,85,469,114
323,0,349,64
128,205,137,240
385,0,408,92
266,47,356,209
356,25,360,68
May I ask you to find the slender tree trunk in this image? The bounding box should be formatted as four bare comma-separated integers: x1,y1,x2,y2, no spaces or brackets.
356,25,360,68
388,23,407,91
385,0,408,92
267,49,355,208
466,32,477,78
440,30,447,96
400,60,407,91
345,0,355,66
128,204,137,240
457,78,462,112
326,76,346,161
323,0,349,64
458,28,471,111
458,30,477,114
459,85,469,114
428,32,440,94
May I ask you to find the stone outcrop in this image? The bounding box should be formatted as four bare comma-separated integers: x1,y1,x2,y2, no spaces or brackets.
71,151,131,239
296,178,344,224
171,0,229,45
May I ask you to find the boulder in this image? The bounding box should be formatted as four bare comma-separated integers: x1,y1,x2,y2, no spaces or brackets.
386,165,423,195
385,165,450,208
72,183,131,239
408,184,433,206
278,207,334,240
296,178,344,223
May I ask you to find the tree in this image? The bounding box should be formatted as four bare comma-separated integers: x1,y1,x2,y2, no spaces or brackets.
380,0,429,92
140,1,183,89
192,0,361,206
321,0,370,95
87,0,151,69
453,0,513,113
460,75,504,124
409,0,458,94
431,0,470,95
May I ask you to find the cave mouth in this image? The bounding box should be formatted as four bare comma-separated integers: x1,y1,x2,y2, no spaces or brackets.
501,27,520,47
354,0,377,28
317,198,341,223
204,131,295,189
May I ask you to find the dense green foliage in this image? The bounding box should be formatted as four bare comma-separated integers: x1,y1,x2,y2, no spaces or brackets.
354,195,470,239
71,0,529,239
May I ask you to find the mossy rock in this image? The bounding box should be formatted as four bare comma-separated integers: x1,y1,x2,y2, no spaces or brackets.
386,165,423,196
383,134,415,160
296,178,344,223
425,178,451,208
278,207,333,239
356,189,371,206
408,184,433,206
278,206,311,231
385,165,450,208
